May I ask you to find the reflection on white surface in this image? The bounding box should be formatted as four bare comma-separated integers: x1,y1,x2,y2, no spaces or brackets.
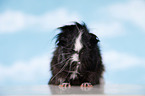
0,84,145,95
49,85,104,95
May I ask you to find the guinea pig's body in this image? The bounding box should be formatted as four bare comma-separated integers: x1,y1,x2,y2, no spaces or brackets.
49,22,104,87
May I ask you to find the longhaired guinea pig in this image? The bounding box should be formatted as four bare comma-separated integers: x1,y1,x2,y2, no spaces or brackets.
49,22,104,87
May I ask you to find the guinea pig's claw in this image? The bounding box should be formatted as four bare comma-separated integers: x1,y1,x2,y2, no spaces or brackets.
59,83,71,87
80,82,93,87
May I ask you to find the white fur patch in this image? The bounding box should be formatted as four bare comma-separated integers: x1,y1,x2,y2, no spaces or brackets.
70,65,79,80
74,32,83,52
71,32,83,62
70,32,83,79
71,53,79,61
70,71,78,80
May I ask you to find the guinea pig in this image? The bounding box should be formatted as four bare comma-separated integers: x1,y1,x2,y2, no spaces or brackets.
48,22,105,87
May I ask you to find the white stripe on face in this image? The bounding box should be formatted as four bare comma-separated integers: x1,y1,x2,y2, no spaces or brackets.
71,32,83,62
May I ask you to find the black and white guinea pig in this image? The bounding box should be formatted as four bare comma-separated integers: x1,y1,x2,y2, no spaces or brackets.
49,22,104,87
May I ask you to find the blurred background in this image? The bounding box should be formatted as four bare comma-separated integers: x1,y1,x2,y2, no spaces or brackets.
0,0,145,86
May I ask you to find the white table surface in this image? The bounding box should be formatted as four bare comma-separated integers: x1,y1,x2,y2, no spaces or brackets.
0,84,145,96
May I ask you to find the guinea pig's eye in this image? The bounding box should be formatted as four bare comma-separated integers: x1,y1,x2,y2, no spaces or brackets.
56,34,67,46
89,33,99,47
58,39,67,46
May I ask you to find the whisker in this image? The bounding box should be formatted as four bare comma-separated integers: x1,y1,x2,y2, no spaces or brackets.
51,56,72,67
61,60,74,83
50,58,71,81
62,53,71,55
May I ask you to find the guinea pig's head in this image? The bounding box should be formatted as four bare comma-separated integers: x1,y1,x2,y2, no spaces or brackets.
56,22,99,53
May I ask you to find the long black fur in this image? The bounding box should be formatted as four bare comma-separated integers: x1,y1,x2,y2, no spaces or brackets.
49,22,104,86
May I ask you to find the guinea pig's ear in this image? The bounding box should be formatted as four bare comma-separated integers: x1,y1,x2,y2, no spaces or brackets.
89,33,99,47
56,33,67,46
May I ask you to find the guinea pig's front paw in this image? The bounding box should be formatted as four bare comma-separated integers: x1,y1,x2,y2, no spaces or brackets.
59,83,71,87
80,82,93,87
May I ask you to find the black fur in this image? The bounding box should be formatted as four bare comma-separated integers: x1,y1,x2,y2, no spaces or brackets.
49,22,104,86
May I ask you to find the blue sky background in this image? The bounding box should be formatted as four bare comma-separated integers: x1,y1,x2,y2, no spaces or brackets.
0,0,145,86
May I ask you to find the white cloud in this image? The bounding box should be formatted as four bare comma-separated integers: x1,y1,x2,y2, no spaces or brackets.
90,0,145,38
0,9,81,33
108,0,145,31
0,11,25,33
0,54,51,85
103,51,145,71
89,22,125,38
